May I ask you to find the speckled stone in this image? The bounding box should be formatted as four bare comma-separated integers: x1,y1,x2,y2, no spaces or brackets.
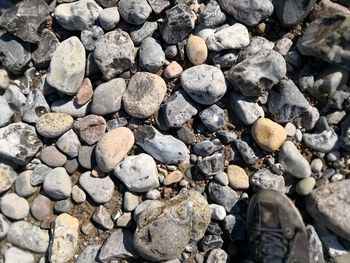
36,113,73,138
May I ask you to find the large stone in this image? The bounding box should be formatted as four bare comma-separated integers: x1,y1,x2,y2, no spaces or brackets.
118,0,151,25
307,180,350,241
36,113,73,138
47,36,85,95
0,0,49,43
139,37,165,73
0,193,29,220
134,190,210,261
0,122,42,165
56,129,81,158
43,167,72,200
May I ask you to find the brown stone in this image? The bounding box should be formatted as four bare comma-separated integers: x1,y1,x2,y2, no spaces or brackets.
36,113,73,138
75,78,93,105
163,170,183,185
186,35,208,65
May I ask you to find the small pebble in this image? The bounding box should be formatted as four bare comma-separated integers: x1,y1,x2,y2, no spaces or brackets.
209,204,226,221
30,194,53,221
15,170,38,198
296,177,316,196
71,185,86,204
227,165,249,190
164,61,183,79
124,192,139,212
43,167,72,200
163,170,184,185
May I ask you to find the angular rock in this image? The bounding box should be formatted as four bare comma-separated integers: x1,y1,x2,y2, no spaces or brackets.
230,92,264,125
250,168,285,193
43,167,72,200
194,139,223,157
303,129,339,153
206,249,228,263
31,164,52,186
341,116,350,152
130,21,158,45
32,29,59,68
208,182,239,213
79,172,114,203
238,36,274,61
98,7,120,31
80,26,104,52
139,37,165,73
0,96,13,128
20,89,50,124
118,0,152,25
197,153,225,177
73,115,106,145
147,0,171,14
199,0,226,28
92,205,114,230
56,129,81,158
36,113,73,138
76,245,101,263
234,139,259,165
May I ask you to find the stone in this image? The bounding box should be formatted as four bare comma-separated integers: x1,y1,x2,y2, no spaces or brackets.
130,21,158,45
227,165,249,190
54,199,73,213
250,168,285,193
79,172,114,203
64,158,79,175
123,72,167,118
0,96,13,127
199,235,224,252
268,79,310,123
6,221,49,253
94,30,135,79
164,170,183,185
217,0,274,26
47,37,85,95
31,164,52,186
0,213,10,238
214,172,229,186
252,118,287,152
0,163,17,193
78,145,96,170
32,29,59,68
274,37,293,56
0,122,42,165
118,0,152,25
117,212,132,227
314,224,347,257
134,190,210,261
95,127,135,172
73,115,106,145
230,92,264,125
307,180,350,241
197,153,225,177
279,141,311,179
4,247,35,263
176,127,196,145
80,26,104,51
181,64,226,105
228,49,286,97
207,23,250,51
75,78,93,106
99,229,138,261
40,146,67,167
21,89,50,124
114,153,159,192
92,205,114,229
30,194,53,221
0,33,31,74
55,0,102,31
162,4,196,44
199,0,226,27
98,7,120,31
341,116,350,152
49,213,79,263
206,249,228,263
164,61,183,79
186,35,207,65
199,105,225,132
303,129,339,153
147,0,170,14
0,0,49,43
296,177,316,196
43,167,72,200
210,50,238,68
71,185,86,204
208,182,239,212
273,0,317,27
123,192,139,212
37,113,73,139
235,139,259,165
139,37,165,73
0,69,10,89
209,204,226,221
76,245,101,263
194,139,223,157
56,129,81,158
0,193,29,220
216,130,238,145
15,170,38,197
51,98,90,118
306,225,325,263
310,0,350,21
135,126,190,164
165,45,178,58
223,214,246,241
302,106,320,130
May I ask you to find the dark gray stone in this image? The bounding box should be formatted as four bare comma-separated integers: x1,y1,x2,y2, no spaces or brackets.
118,0,152,25
32,29,59,69
96,0,118,7
76,244,101,263
216,130,238,144
211,50,238,68
208,182,239,213
199,105,225,132
176,127,196,145
341,116,350,152
194,139,223,157
199,235,223,252
64,158,79,174
78,145,96,170
197,153,225,177
234,139,259,165
139,37,165,73
54,199,73,213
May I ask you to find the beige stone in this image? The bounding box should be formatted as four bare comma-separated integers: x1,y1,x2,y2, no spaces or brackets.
164,61,183,79
75,78,93,105
36,113,73,138
186,35,208,65
163,170,183,185
252,118,287,152
227,165,249,190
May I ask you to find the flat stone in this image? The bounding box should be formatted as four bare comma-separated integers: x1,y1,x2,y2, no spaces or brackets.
32,29,59,68
186,35,208,65
79,172,114,203
139,37,165,73
51,98,90,118
197,153,225,177
0,193,29,220
43,167,72,200
56,129,81,158
75,78,93,106
303,129,339,153
98,7,120,31
147,0,171,14
30,194,53,221
40,145,67,167
78,145,96,170
92,205,114,230
74,115,106,145
118,0,151,25
76,245,101,263
194,139,223,157
208,182,239,213
15,170,38,197
4,247,35,263
0,163,18,194
227,165,249,190
230,92,264,125
250,168,285,193
71,185,86,204
199,0,226,27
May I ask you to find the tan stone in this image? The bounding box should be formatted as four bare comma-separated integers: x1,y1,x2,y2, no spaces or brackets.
227,165,249,190
252,118,287,152
75,78,93,105
163,170,183,185
36,113,73,138
186,35,208,65
164,61,183,79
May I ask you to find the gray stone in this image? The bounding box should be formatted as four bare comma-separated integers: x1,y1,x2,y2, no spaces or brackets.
228,49,286,97
197,153,225,177
43,167,72,200
161,4,196,44
32,29,59,69
124,192,140,212
223,214,246,241
79,172,114,203
0,69,10,90
181,64,226,105
146,189,161,200
55,0,102,31
96,0,118,7
0,163,17,194
234,139,259,165
206,249,228,263
250,168,285,193
209,204,226,221
71,185,86,203
341,116,350,152
302,106,320,130
306,225,325,263
15,170,38,198
6,221,49,253
130,21,158,45
216,130,238,144
0,193,29,220
78,145,96,170
4,247,35,263
98,7,120,31
147,0,171,14
3,84,26,110
199,0,226,27
165,45,178,58
326,111,346,125
64,158,79,174
92,205,114,229
40,146,67,167
303,129,339,153
21,89,50,124
199,235,224,252
31,164,52,186
51,98,90,118
133,200,162,222
279,141,311,178
230,92,264,125
118,0,152,25
133,190,210,261
136,126,190,164
94,30,135,79
139,37,165,73
80,26,104,51
56,129,81,158
268,79,310,123
214,172,229,186
76,245,101,263
73,115,107,145
208,182,239,213
30,194,53,221
0,213,10,239
194,139,223,157
0,96,13,127
210,50,238,68
176,127,196,145
0,0,49,43
47,36,85,95
54,199,73,213
114,153,159,193
0,122,42,165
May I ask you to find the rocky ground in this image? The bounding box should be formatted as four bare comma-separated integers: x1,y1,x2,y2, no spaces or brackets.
1,0,350,262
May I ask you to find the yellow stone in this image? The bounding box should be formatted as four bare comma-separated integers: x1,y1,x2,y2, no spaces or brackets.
186,35,208,65
227,165,249,190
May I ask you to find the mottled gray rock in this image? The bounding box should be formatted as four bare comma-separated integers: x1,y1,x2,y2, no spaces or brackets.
76,244,101,263
306,225,325,263
162,4,196,44
78,145,96,170
0,122,42,165
47,36,85,95
56,129,81,158
208,182,239,212
133,200,162,222
40,145,67,167
80,26,104,51
54,199,73,213
0,193,29,220
43,167,72,200
32,29,59,68
135,126,190,164
197,153,225,177
206,248,228,263
0,0,49,43
98,7,120,31
3,84,26,110
230,92,264,125
118,0,152,25
303,129,339,153
55,0,102,31
20,89,50,124
94,30,135,79
134,190,210,261
139,37,165,72
268,79,310,123
0,163,17,194
92,205,114,229
302,106,320,130
199,0,226,27
4,247,35,263
114,153,159,192
51,98,90,118
194,139,223,157
0,96,13,127
223,214,246,241
210,50,238,68
96,0,118,7
147,0,171,14
234,139,259,165
73,115,106,145
71,185,86,204
250,168,285,193
228,49,286,97
181,65,226,105
15,170,38,197
130,21,158,45
31,164,52,186
0,213,10,239
79,172,114,203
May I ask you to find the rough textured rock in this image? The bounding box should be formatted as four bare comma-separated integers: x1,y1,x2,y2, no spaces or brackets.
133,190,210,261
36,113,73,138
73,115,106,145
32,29,59,68
341,116,350,152
230,92,264,125
197,153,225,177
199,0,226,28
250,168,285,193
147,0,171,14
118,0,152,25
130,21,158,45
0,163,18,193
208,182,239,212
20,89,50,124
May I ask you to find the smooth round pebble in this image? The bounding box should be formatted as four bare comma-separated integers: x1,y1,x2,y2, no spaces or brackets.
209,204,226,221
15,170,38,198
163,170,183,186
36,113,73,138
164,61,183,79
43,167,72,200
30,194,53,221
296,177,316,196
1,193,29,220
40,146,67,167
227,165,249,190
79,172,114,203
186,35,207,65
72,185,86,204
124,192,139,212
98,7,120,31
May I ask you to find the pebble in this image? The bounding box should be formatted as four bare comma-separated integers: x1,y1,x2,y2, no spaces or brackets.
207,23,250,51
146,189,161,200
181,64,227,105
274,37,293,56
47,37,85,95
186,35,208,65
0,193,29,220
95,127,135,172
310,0,350,21
230,92,264,125
197,153,225,177
49,213,79,263
32,29,59,69
64,158,79,174
303,129,339,153
208,182,239,213
79,172,114,203
341,116,350,152
20,89,50,124
56,129,81,158
54,199,73,213
40,146,67,167
74,115,106,145
98,7,120,31
0,97,13,127
279,141,311,179
36,113,73,138
4,247,35,263
71,185,86,204
214,172,229,186
139,37,165,73
306,225,325,263
206,248,228,263
94,30,135,79
0,163,18,193
134,190,210,261
123,72,167,118
114,153,159,192
227,165,249,190
118,0,152,25
295,129,303,142
176,127,196,145
252,118,287,152
234,139,259,165
51,98,91,118
75,78,93,106
15,170,38,197
199,105,225,132
76,245,101,263
81,26,104,51
194,139,223,157
209,204,226,221
130,21,158,45
43,167,72,200
285,122,296,136
228,49,286,96
296,177,316,196
216,130,237,144
55,0,102,31
134,200,162,222
223,214,246,241
0,213,10,238
30,194,53,221
199,0,226,27
31,164,52,186
0,122,42,165
92,205,114,229
164,170,183,185
250,168,285,193
123,192,139,212
116,212,132,227
78,145,96,170
0,69,10,89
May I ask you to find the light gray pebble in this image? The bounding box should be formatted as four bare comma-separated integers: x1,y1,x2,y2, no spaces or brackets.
51,98,91,118
303,129,339,153
302,106,320,130
330,173,343,182
311,159,323,173
209,204,226,221
78,145,96,170
327,151,340,162
72,185,86,203
230,92,264,125
54,199,73,213
208,182,239,213
124,192,139,212
0,163,18,194
40,146,67,167
197,153,225,177
235,139,259,165
64,158,79,174
4,246,34,263
118,0,152,25
1,193,29,220
15,170,38,198
250,168,285,193
146,189,161,200
43,167,72,200
206,248,227,263
56,129,81,158
79,172,114,204
98,7,120,31
3,84,26,110
139,37,165,73
0,69,9,90
76,244,101,263
20,89,50,124
0,213,10,239
285,123,296,136
295,129,303,142
80,26,104,51
214,172,229,186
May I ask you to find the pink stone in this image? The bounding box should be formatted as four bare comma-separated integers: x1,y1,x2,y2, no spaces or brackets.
75,78,93,106
310,0,350,21
163,170,183,186
274,38,293,56
73,114,107,145
164,61,183,79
